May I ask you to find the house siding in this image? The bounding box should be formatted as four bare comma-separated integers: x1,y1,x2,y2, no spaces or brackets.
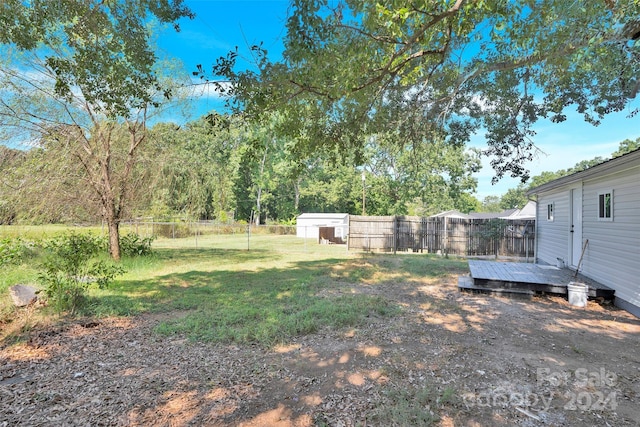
533,160,640,315
580,170,640,308
536,191,570,266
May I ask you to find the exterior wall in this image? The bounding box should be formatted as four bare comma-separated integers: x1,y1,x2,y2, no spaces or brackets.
296,214,349,239
296,219,321,239
535,163,640,316
536,189,571,266
580,169,640,310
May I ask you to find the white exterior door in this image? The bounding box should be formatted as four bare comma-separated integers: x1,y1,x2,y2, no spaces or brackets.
570,187,583,267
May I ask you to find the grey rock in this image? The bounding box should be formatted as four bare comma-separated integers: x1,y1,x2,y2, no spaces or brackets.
8,284,38,307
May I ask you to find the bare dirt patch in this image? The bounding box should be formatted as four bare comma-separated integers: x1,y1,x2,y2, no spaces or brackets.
1,275,639,426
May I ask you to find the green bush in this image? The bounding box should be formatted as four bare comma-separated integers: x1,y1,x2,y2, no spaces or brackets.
120,233,155,257
0,237,31,266
38,233,124,314
42,233,103,275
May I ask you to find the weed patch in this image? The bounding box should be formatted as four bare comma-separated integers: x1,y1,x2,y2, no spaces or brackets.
155,283,400,346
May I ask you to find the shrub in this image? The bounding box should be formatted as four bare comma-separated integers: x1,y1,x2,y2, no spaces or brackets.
0,237,30,266
42,233,103,275
38,232,124,314
120,233,155,257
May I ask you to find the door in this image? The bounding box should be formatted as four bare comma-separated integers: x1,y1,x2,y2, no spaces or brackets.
570,187,583,267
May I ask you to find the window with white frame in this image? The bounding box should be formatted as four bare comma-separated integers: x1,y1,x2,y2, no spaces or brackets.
547,203,554,221
598,190,613,221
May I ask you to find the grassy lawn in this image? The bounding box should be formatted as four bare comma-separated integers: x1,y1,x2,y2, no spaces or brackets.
1,230,469,346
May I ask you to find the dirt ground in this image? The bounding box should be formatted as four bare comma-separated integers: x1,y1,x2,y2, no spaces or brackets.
1,273,639,426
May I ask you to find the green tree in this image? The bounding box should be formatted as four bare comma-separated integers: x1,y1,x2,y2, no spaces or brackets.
569,157,607,173
359,135,480,216
499,136,640,203
0,1,193,260
458,193,482,214
146,117,241,221
612,137,640,158
481,195,502,213
0,146,25,224
297,160,360,214
500,185,528,210
210,0,640,183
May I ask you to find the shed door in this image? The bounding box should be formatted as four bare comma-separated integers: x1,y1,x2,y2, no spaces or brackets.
570,187,583,267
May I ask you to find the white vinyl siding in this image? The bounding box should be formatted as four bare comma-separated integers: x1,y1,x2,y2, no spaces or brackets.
536,192,570,267
581,170,640,306
530,150,640,315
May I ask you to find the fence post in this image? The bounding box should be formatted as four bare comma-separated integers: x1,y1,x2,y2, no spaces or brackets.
393,216,397,254
347,216,351,252
443,216,448,256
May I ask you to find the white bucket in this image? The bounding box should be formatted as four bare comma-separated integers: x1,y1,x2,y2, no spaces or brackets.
567,282,589,307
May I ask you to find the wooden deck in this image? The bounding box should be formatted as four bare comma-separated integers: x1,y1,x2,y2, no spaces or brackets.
460,260,615,299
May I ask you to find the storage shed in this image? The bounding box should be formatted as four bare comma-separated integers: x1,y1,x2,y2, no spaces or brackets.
527,148,640,317
296,213,349,244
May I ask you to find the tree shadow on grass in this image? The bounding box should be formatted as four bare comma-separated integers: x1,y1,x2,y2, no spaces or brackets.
152,247,278,265
92,253,396,345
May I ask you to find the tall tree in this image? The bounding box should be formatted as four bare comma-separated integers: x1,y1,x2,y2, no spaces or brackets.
145,117,242,221
481,195,502,213
0,0,193,260
361,135,480,215
500,185,529,210
612,137,640,158
210,0,640,183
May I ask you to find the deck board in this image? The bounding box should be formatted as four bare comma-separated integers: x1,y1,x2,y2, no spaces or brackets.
466,260,614,299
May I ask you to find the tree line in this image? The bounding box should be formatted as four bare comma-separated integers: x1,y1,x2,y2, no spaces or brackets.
3,120,637,230
0,112,482,226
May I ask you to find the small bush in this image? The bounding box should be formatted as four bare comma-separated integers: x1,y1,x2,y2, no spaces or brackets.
120,233,155,257
0,237,31,266
38,233,124,314
42,233,103,276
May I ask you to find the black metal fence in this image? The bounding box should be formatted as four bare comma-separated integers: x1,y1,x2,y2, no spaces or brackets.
347,216,535,258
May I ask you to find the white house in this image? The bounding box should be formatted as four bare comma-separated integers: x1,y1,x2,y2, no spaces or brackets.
499,200,537,220
296,213,349,243
430,209,471,219
527,149,640,317
430,202,537,221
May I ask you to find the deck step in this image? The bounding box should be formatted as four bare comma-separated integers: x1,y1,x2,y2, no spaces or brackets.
466,260,615,299
458,276,535,298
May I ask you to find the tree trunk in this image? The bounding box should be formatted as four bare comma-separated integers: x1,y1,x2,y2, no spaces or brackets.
106,217,121,261
254,137,269,226
255,187,262,226
294,178,300,211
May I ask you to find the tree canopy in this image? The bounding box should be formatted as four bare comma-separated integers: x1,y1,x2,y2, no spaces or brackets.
1,0,193,118
0,0,193,259
210,0,640,182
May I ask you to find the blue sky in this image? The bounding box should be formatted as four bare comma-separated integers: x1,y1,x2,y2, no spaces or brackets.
157,0,640,202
